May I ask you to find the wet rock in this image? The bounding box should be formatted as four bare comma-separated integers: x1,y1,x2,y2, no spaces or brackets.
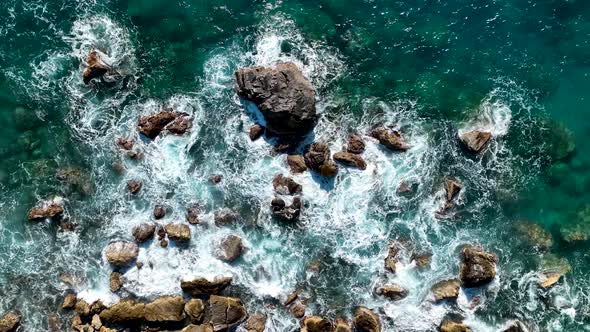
284,289,299,306
27,197,64,221
91,314,102,330
75,300,105,317
243,313,266,332
0,311,20,332
538,254,571,289
384,242,402,274
166,114,192,135
353,307,381,332
209,175,223,184
370,126,409,152
304,142,338,177
144,296,185,323
181,276,232,295
287,155,307,173
460,246,497,287
132,223,156,243
186,204,201,225
99,299,145,324
444,178,462,202
431,279,461,302
48,314,62,332
71,315,82,331
439,319,471,332
272,196,302,222
214,208,239,226
104,241,139,267
346,134,365,154
127,179,142,195
138,111,183,139
459,130,492,153
319,160,338,177
82,50,112,84
376,284,408,301
333,152,367,170
412,253,432,268
109,272,123,292
185,299,205,324
273,174,302,195
249,124,265,141
271,197,287,211
516,221,553,250
216,235,244,262
397,181,414,196
208,295,248,331
182,324,215,332
290,301,305,318
502,321,527,332
301,316,332,332
334,318,353,332
559,204,590,244
160,239,168,248
62,293,77,309
153,205,166,219
165,223,191,243
116,137,135,150
235,62,317,138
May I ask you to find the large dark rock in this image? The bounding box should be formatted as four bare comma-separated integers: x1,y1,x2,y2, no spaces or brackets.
353,307,380,332
181,276,232,295
370,127,409,152
127,179,142,195
459,130,492,153
104,241,139,267
186,204,201,225
0,311,21,332
460,246,497,287
216,235,244,262
144,296,185,323
82,50,112,84
132,223,156,243
153,205,166,219
249,124,265,141
235,62,317,138
208,295,248,331
301,316,332,332
273,174,302,195
27,197,64,221
271,196,302,222
333,152,367,170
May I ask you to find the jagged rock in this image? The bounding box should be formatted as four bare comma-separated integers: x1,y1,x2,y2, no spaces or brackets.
181,276,232,295
431,279,460,301
82,50,111,84
301,316,332,332
439,319,471,332
214,208,239,226
166,114,192,135
27,197,64,221
104,241,139,267
376,284,408,301
397,181,414,195
144,296,185,323
304,142,338,177
99,299,145,324
290,301,305,318
91,314,102,330
516,221,553,250
209,175,223,184
132,223,156,243
459,130,492,153
333,152,367,170
109,272,123,292
287,155,307,173
445,178,462,202
347,134,365,154
460,246,497,287
182,324,214,332
127,179,142,194
249,124,265,141
216,235,244,262
271,196,302,222
186,204,201,225
243,313,266,332
165,223,191,243
153,205,166,219
235,62,316,137
138,111,191,139
273,174,302,195
71,315,82,331
62,293,77,309
75,300,105,317
353,307,380,332
384,242,402,274
0,311,20,332
370,127,409,151
284,289,299,306
334,318,353,332
319,160,338,177
208,295,248,331
185,299,205,324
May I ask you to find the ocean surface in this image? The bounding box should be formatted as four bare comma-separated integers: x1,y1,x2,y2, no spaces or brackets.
0,0,589,331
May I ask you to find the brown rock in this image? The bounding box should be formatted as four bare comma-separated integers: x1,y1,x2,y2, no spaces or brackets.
444,178,462,202
132,223,156,243
333,152,367,170
182,324,214,332
334,318,352,332
460,246,497,288
116,137,134,150
397,181,415,196
439,319,471,332
185,299,205,324
353,307,380,332
82,50,111,84
501,321,527,332
304,142,338,177
208,295,248,331
287,155,307,173
109,272,123,292
290,301,305,318
412,253,432,268
48,314,62,332
271,196,302,222
284,289,299,306
99,299,145,324
249,124,265,141
214,208,239,226
347,134,365,154
459,130,492,154
137,111,178,139
181,276,233,296
27,198,64,221
538,272,563,289
186,204,201,225
431,279,461,301
160,239,168,248
370,127,409,152
301,316,332,332
62,293,77,310
209,175,223,184
244,313,266,332
273,174,302,195
104,241,139,267
516,221,553,251
0,311,20,332
166,114,192,135
319,160,338,177
70,315,82,331
144,296,185,323
153,205,166,219
165,223,191,243
376,284,408,301
217,235,244,262
91,314,102,330
384,242,401,274
127,179,142,195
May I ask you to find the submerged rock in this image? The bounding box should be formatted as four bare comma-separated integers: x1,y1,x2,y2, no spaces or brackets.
333,152,367,170
214,208,239,226
208,295,248,331
185,299,205,324
132,223,156,243
0,311,20,332
180,276,232,295
538,254,571,289
216,235,244,262
165,223,191,243
82,50,112,84
370,126,409,152
346,134,365,154
27,197,65,221
287,154,307,173
460,246,497,287
273,174,302,195
209,175,223,184
290,301,305,318
144,296,185,323
301,316,332,332
439,319,471,332
459,130,492,154
353,307,381,332
516,221,553,250
376,284,408,301
104,241,139,267
243,313,266,332
249,124,265,141
235,62,317,138
271,196,302,222
548,121,575,161
559,204,590,244
431,279,461,302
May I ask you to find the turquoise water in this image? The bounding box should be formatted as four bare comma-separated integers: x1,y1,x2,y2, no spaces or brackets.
0,0,589,331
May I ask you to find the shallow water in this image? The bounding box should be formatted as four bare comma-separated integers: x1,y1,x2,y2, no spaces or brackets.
1,0,589,331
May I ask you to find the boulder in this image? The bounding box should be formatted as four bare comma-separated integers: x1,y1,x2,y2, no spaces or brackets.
116,137,135,150
287,155,308,173
243,313,266,332
127,179,142,195
249,124,265,141
235,62,317,137
216,235,244,262
376,284,408,301
138,111,184,139
459,130,492,153
0,311,20,332
301,316,332,332
185,299,205,324
370,127,409,151
353,307,380,332
346,134,365,154
431,279,460,301
153,205,166,219
182,324,214,332
304,143,338,177
91,314,102,330
62,293,77,309
186,204,201,225
444,178,462,202
559,204,590,244
104,241,139,267
132,223,156,243
166,114,192,135
75,300,105,317
144,296,185,323
214,208,239,226
333,152,367,170
290,301,305,318
82,50,111,84
334,318,352,332
208,295,248,331
319,160,339,177
27,197,64,221
99,299,145,324
181,276,232,296
165,223,191,243
459,246,497,287
284,289,299,306
109,272,123,292
439,319,471,332
273,174,302,195
384,242,402,274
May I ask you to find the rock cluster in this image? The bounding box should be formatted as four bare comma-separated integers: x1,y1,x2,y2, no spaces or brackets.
304,142,338,177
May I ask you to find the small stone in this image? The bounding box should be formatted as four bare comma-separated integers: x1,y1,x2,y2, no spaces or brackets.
209,175,223,184
249,124,265,141
109,272,123,292
272,174,302,195
160,239,168,248
444,178,462,202
319,160,338,177
284,289,299,306
153,205,166,219
116,137,134,150
287,155,307,173
127,179,142,195
186,204,201,225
